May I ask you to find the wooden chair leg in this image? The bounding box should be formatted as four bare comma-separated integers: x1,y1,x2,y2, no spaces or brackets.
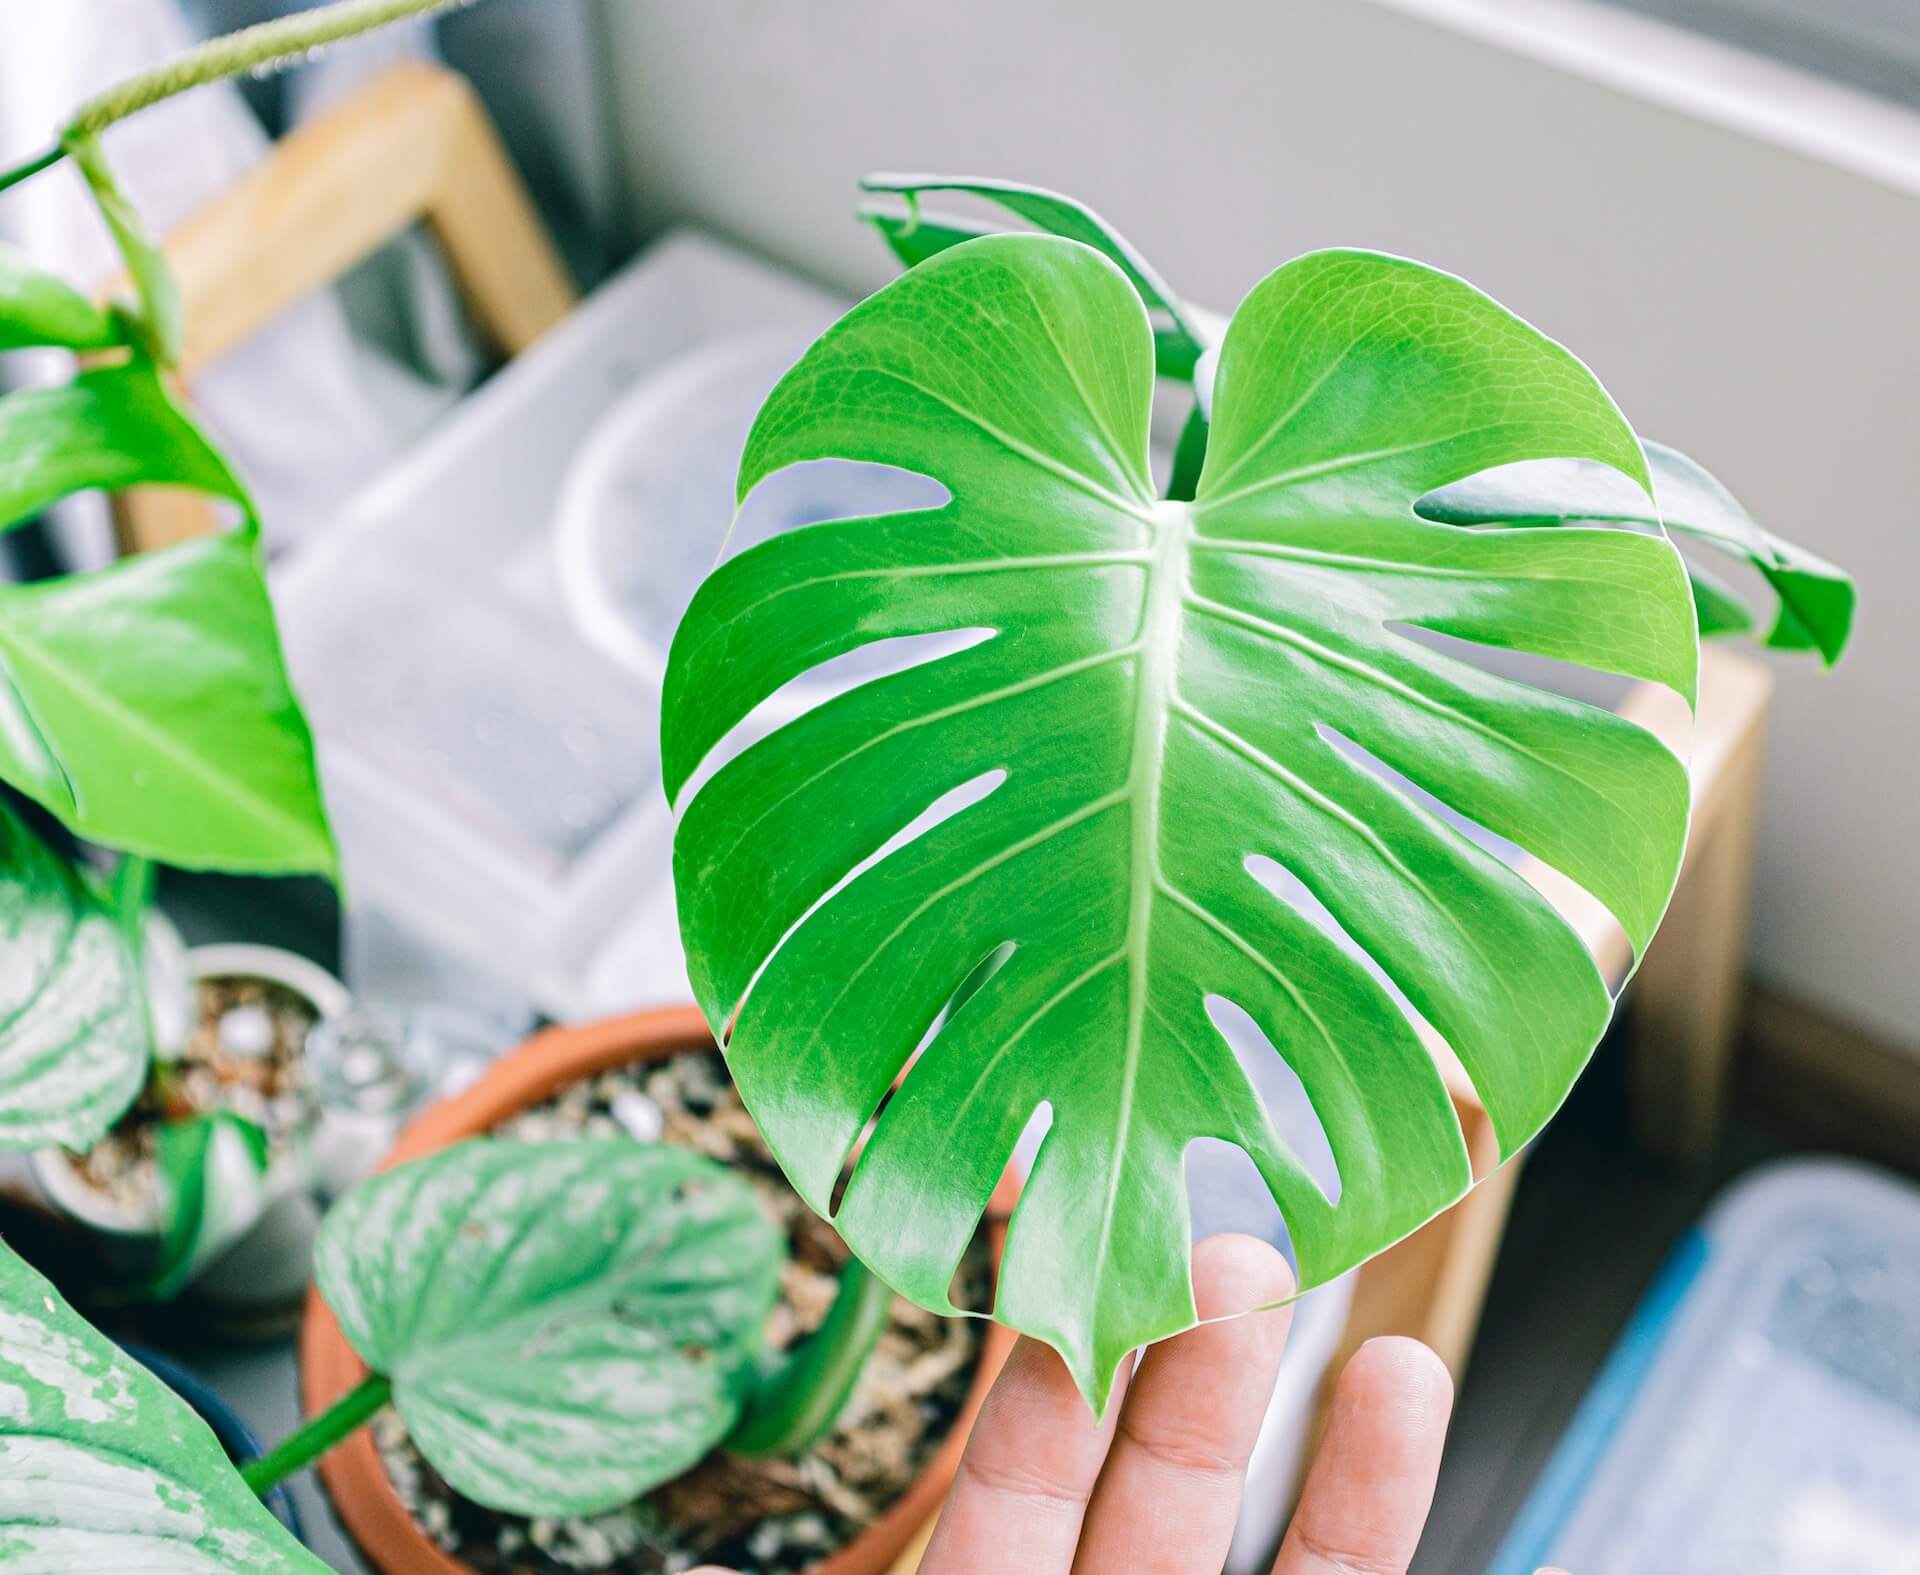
1627,646,1773,1164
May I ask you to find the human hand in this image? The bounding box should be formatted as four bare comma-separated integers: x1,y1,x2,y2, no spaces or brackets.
698,1232,1565,1574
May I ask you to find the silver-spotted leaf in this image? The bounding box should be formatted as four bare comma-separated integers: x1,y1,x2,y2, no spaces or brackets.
664,236,1695,1408
314,1138,784,1516
0,800,148,1152
0,1239,328,1571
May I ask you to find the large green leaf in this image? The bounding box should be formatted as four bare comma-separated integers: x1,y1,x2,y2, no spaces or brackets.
0,526,335,875
314,1138,784,1516
664,236,1696,1409
860,173,1209,379
1418,440,1853,664
0,1239,328,1571
0,243,121,352
0,800,148,1151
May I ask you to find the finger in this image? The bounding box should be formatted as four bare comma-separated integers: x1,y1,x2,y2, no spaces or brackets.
1271,1337,1453,1575
918,1330,1133,1574
1071,1233,1296,1574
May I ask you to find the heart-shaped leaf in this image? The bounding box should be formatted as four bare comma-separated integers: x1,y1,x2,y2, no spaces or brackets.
0,1238,328,1571
314,1138,784,1516
665,236,1696,1407
0,523,335,876
0,800,147,1152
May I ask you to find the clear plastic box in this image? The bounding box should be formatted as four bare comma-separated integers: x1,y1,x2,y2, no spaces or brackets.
274,232,847,1021
1495,1158,1920,1575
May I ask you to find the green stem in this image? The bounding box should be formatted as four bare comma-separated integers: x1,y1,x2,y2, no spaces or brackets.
0,144,62,196
725,1257,895,1458
0,0,463,200
65,0,466,141
241,1371,391,1495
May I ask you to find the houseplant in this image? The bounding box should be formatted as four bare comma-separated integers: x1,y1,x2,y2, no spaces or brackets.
296,1008,1013,1574
0,3,499,1294
662,175,1854,1413
0,2,1859,1556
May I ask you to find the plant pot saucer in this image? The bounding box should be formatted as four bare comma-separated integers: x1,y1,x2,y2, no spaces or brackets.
301,1006,1016,1575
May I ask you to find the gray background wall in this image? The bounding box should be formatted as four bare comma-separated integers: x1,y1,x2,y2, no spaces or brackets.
597,0,1920,1055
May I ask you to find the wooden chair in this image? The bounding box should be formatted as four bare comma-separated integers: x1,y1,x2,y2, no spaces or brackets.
109,59,574,554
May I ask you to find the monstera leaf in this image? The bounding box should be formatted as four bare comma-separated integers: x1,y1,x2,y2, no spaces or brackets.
665,235,1697,1408
859,173,1211,378
865,182,1847,672
314,1139,784,1515
0,800,147,1151
0,1240,327,1571
1420,440,1853,664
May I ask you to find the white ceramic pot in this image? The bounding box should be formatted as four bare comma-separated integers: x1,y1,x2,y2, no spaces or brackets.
31,943,349,1318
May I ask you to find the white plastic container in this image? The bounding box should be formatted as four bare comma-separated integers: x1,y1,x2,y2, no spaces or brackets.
555,326,947,699
273,232,849,1021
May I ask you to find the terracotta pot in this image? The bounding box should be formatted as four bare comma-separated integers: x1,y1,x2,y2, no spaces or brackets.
300,1006,1016,1575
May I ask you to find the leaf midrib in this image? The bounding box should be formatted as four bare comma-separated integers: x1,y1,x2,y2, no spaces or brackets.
1087,502,1191,1322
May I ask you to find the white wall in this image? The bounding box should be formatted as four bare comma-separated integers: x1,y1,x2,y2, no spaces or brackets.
599,0,1920,1054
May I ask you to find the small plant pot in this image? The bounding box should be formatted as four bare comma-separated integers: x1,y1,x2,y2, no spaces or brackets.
300,1006,1017,1575
32,943,348,1329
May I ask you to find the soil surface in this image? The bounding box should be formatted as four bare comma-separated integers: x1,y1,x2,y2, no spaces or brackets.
372,1048,991,1574
64,973,317,1210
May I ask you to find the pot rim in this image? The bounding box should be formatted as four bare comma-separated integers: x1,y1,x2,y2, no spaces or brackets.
30,944,350,1236
299,1005,1015,1575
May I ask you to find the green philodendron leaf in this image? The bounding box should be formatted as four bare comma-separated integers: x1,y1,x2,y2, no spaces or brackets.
0,358,240,535
860,173,1208,379
0,243,122,352
0,799,148,1152
664,236,1697,1409
0,526,335,875
315,1139,785,1516
1420,439,1853,665
0,1240,329,1571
